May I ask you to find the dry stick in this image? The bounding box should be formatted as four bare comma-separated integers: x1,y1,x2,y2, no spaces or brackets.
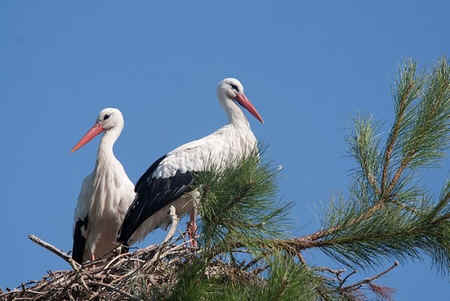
342,261,399,292
141,243,158,252
0,290,19,298
102,251,135,272
26,289,45,295
28,234,80,271
89,281,140,301
87,292,100,301
79,274,90,291
31,272,66,292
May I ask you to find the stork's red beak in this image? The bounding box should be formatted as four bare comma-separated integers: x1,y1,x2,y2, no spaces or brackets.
71,123,104,152
234,93,264,124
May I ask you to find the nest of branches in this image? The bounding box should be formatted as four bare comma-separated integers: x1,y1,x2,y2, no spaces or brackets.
1,236,265,301
2,242,178,300
1,206,264,301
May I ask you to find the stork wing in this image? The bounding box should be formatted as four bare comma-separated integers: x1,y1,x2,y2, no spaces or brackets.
72,174,93,263
118,125,240,245
117,155,195,245
72,216,88,264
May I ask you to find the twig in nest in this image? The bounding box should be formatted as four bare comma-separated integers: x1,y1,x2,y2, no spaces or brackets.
112,206,180,283
28,234,80,271
90,281,140,300
102,251,133,272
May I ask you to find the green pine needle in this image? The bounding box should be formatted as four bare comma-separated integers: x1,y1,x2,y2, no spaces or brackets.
317,58,450,274
194,149,292,250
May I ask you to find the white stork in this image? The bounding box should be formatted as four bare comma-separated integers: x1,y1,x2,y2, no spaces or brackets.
72,108,135,263
117,78,263,246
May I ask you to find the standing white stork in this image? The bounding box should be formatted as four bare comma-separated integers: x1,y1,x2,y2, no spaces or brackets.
72,108,135,263
117,78,263,246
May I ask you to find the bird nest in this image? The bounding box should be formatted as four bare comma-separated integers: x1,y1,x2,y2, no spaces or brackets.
1,235,192,300
1,207,261,301
2,236,265,301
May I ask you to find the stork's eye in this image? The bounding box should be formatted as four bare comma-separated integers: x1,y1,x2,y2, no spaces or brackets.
230,83,239,92
104,114,110,120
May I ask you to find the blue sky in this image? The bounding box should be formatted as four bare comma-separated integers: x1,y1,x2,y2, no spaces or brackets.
1,1,448,299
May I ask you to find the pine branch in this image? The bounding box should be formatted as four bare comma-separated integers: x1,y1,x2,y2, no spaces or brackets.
285,58,450,272
256,252,319,301
315,262,398,301
382,75,413,192
385,58,449,196
196,150,291,250
284,195,449,271
293,201,385,246
381,60,423,195
341,261,398,291
349,117,382,197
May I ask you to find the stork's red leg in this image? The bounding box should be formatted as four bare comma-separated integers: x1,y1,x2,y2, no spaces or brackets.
187,211,198,248
89,252,96,268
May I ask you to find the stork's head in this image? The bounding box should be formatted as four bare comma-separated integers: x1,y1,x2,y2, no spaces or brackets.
96,108,124,131
217,78,263,124
71,108,124,152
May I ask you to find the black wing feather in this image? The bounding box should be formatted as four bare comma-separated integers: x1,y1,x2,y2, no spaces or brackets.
72,216,88,264
118,155,195,245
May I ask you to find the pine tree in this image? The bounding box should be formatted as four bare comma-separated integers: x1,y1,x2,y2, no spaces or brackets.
3,58,449,301
151,57,449,300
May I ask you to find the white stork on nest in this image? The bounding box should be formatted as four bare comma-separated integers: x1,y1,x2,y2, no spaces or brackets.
72,108,135,263
117,78,263,247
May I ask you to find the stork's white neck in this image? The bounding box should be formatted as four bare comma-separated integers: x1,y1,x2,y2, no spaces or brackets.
97,126,122,164
219,95,250,128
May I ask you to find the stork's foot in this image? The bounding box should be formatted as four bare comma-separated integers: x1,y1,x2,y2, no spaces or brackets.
89,254,96,269
187,221,198,248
